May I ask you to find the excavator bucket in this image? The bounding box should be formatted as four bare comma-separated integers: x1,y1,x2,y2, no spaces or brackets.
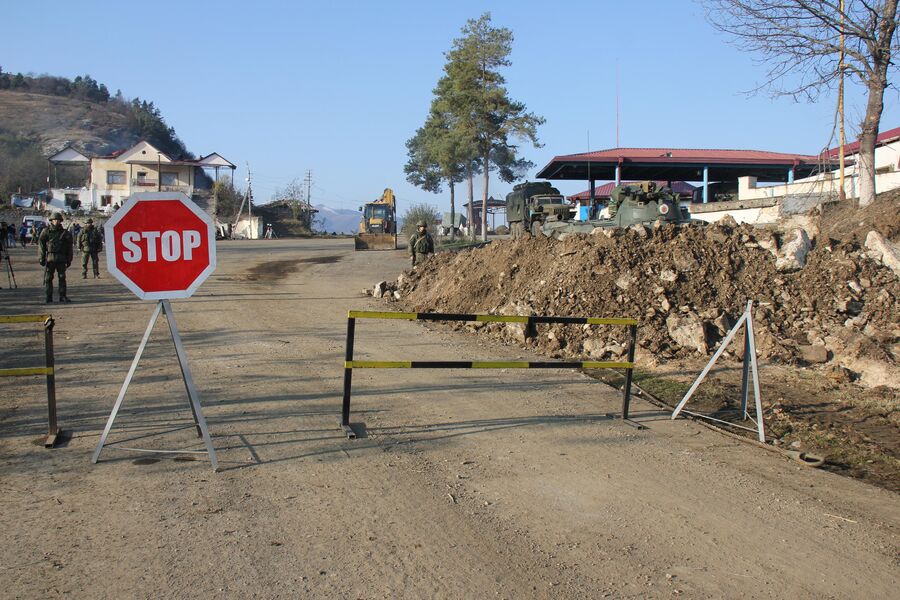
354,233,397,251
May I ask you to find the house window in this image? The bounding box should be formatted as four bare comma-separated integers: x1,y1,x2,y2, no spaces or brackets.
107,170,126,185
64,193,79,207
101,195,113,206
137,171,148,181
160,172,178,186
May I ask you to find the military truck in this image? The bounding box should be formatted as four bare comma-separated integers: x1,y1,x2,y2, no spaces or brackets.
505,181,572,239
540,181,690,237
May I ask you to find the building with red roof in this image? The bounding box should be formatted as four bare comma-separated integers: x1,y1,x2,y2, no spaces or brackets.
536,146,830,204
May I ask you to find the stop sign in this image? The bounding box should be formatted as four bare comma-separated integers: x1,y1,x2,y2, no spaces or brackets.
104,192,216,300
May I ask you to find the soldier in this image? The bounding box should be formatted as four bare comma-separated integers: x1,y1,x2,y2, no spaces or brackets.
77,218,103,278
408,220,434,267
38,212,73,303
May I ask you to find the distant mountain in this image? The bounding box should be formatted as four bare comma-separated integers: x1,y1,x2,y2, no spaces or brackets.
315,204,361,234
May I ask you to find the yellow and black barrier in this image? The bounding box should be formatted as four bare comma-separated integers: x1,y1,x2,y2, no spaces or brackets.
0,314,61,447
341,310,638,438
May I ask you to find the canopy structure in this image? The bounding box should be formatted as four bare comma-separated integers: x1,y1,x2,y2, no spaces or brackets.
569,180,696,202
462,196,506,234
537,147,834,203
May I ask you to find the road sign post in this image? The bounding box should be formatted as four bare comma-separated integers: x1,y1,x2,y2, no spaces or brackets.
92,193,218,470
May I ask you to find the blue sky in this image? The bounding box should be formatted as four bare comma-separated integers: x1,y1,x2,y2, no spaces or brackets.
3,1,897,214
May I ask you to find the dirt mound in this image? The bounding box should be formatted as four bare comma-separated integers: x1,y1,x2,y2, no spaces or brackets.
387,202,900,388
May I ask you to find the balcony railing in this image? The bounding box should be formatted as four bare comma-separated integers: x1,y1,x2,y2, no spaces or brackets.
160,184,193,194
129,180,192,194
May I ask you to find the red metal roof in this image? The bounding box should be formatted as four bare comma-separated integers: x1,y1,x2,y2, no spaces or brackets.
822,126,900,158
568,180,697,201
553,147,818,165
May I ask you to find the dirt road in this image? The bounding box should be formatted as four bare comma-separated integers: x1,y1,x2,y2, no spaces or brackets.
1,238,897,599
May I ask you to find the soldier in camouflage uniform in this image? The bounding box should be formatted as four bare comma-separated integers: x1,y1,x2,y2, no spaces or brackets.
77,218,103,278
408,220,434,266
38,212,74,303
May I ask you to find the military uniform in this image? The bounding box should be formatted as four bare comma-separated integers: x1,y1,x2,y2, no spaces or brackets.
408,222,434,266
77,221,103,278
38,215,74,303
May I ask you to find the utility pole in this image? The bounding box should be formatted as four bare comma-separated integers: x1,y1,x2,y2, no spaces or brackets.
303,169,312,229
246,162,253,219
838,0,846,201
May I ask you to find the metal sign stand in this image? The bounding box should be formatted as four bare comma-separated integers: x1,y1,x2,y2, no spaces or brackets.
671,300,765,442
91,300,218,470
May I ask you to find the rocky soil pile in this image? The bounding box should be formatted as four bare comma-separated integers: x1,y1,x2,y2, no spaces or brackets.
375,196,900,388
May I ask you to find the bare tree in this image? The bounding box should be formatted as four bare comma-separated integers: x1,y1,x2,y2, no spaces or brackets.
274,178,312,229
704,0,898,206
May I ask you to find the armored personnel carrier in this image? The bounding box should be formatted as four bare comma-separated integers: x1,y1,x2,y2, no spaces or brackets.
540,181,691,237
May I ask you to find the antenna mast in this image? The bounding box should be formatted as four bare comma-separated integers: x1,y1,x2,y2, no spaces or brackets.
246,161,253,218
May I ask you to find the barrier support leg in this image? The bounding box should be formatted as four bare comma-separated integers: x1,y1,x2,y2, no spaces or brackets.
341,317,356,439
161,300,218,471
92,302,162,464
44,317,60,447
739,309,751,420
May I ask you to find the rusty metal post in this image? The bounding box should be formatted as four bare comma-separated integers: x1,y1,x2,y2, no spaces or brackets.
44,317,59,447
341,317,356,439
621,324,637,419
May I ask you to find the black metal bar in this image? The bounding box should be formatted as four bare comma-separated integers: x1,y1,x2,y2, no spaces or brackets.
341,317,356,438
413,312,598,326
526,316,538,340
402,361,611,369
415,312,479,322
410,361,474,369
44,317,58,447
621,324,637,419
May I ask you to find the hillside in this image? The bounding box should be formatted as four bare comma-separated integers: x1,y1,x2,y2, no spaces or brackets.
0,90,137,155
0,76,190,201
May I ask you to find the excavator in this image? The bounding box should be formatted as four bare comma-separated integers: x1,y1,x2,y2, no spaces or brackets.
354,188,398,250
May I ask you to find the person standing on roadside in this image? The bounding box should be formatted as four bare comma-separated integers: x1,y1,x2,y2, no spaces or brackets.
18,223,27,248
77,218,103,279
408,220,434,267
38,212,73,303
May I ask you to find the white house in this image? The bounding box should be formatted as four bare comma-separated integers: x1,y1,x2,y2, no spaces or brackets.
736,126,900,204
46,141,235,214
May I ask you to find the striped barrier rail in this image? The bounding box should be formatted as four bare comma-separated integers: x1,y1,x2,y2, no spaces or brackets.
0,314,61,447
340,310,638,438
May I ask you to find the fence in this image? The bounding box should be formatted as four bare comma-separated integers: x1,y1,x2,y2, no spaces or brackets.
341,310,638,438
0,314,60,447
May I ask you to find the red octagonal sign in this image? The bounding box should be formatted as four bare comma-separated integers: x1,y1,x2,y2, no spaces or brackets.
104,192,216,300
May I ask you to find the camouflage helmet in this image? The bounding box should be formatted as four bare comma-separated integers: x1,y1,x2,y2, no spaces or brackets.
416,220,427,228
86,218,94,224
50,212,64,222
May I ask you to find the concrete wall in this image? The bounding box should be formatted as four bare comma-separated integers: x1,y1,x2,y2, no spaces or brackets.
689,198,782,225
737,139,900,203
234,216,263,240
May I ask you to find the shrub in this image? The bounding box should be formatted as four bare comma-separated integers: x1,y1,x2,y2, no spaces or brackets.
401,202,439,239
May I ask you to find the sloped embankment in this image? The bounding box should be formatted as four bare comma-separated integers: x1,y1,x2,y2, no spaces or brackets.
388,208,898,389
